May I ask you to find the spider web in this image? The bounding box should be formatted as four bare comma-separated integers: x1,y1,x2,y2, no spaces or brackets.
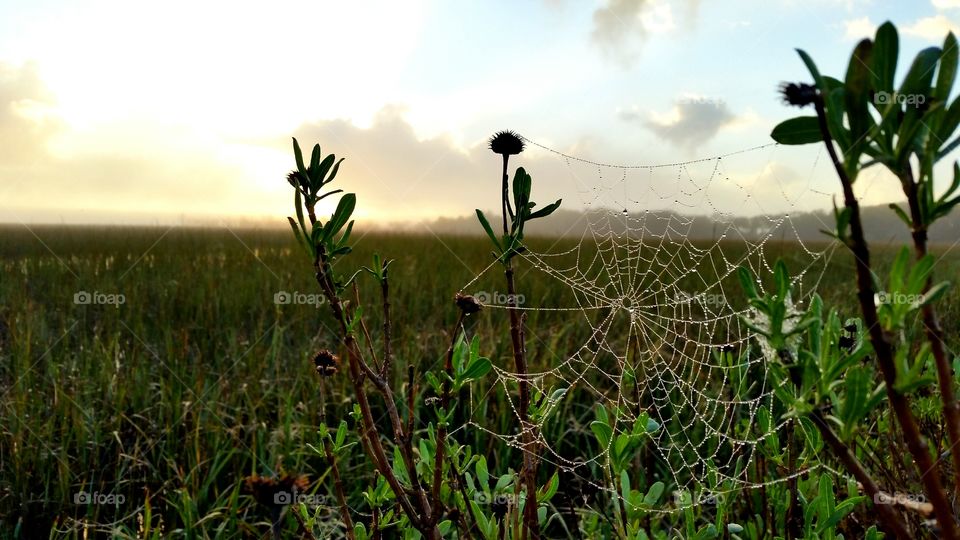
456,137,841,513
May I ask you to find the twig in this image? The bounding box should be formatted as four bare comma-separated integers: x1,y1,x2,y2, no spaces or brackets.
813,95,958,539
810,410,913,538
899,164,960,500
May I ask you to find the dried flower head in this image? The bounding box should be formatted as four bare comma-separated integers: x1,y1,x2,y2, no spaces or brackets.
488,130,525,156
286,169,310,192
244,473,310,507
455,292,483,315
313,349,339,377
779,82,818,107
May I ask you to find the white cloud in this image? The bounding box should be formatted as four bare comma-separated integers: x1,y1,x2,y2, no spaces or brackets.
844,16,875,40
591,0,684,66
933,0,960,10
624,96,736,152
903,14,960,40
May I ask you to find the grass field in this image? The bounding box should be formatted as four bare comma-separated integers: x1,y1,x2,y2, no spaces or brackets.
2,225,960,538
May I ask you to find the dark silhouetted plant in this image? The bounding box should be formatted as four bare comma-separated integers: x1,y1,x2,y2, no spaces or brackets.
748,20,960,538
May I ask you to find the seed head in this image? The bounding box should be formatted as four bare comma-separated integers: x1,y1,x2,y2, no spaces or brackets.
488,130,525,156
455,292,483,314
243,473,309,507
313,349,339,377
286,169,310,192
779,82,818,108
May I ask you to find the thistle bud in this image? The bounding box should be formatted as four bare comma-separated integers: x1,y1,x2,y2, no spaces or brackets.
455,292,483,315
313,349,339,377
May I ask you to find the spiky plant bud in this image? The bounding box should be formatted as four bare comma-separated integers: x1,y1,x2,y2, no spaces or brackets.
455,292,483,314
779,82,817,107
313,349,339,377
488,130,525,156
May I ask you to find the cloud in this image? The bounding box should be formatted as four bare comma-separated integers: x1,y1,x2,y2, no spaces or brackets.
0,62,61,165
623,97,735,152
903,14,960,40
843,16,875,40
0,62,263,221
591,0,677,66
289,107,584,222
933,0,960,9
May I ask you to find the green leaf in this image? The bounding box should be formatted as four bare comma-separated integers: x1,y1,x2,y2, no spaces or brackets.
737,267,759,300
937,101,960,158
325,193,357,243
872,22,899,93
889,246,910,290
512,168,532,212
906,254,935,293
538,472,560,503
335,420,348,448
475,456,489,489
460,357,492,383
338,220,355,249
844,39,874,165
936,33,958,104
919,281,952,307
294,190,313,256
840,367,870,437
590,420,612,448
900,47,942,98
771,116,822,145
287,216,310,256
495,474,513,491
774,260,790,299
293,137,307,176
312,154,336,192
643,481,665,505
475,209,502,251
888,203,911,226
310,143,321,173
797,48,826,90
528,199,562,220
327,157,345,185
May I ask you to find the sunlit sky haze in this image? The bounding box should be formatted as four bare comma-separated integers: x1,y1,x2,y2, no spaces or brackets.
0,0,956,225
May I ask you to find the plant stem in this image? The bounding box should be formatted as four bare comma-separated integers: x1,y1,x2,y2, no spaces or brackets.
380,267,394,379
900,164,960,500
810,410,912,539
318,382,355,539
502,155,512,235
785,419,802,540
313,248,439,538
505,261,540,539
813,96,958,539
430,310,466,525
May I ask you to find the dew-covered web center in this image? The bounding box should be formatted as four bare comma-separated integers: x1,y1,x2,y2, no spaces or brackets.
457,138,840,511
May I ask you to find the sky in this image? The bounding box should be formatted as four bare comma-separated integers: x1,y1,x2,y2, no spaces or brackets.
0,0,958,226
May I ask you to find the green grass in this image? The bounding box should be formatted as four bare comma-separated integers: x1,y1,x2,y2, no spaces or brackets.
2,225,959,538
